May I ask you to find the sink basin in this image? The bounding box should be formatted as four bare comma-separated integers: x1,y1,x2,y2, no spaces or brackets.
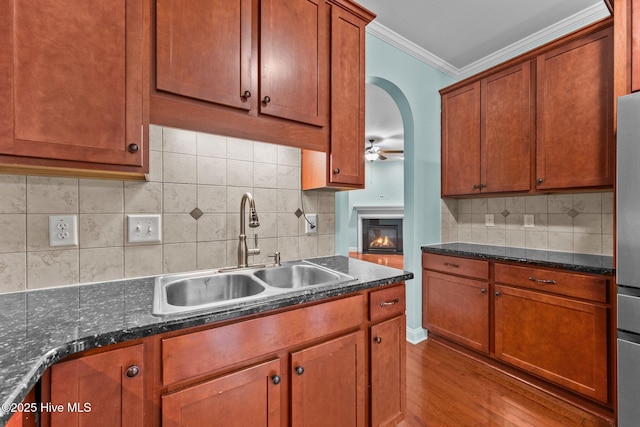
165,274,265,306
153,272,269,315
253,262,355,289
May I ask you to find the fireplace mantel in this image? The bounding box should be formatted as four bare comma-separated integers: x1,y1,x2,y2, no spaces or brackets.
355,206,404,253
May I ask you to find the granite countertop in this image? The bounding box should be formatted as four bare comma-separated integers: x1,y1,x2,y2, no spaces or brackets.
0,256,413,426
421,243,614,275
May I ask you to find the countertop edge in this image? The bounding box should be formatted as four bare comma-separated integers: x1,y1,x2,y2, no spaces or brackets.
0,263,413,425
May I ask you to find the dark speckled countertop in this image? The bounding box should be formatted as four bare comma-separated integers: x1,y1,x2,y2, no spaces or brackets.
421,243,614,275
0,256,412,426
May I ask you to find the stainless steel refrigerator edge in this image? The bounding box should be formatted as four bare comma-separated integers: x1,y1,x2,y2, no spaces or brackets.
616,91,640,427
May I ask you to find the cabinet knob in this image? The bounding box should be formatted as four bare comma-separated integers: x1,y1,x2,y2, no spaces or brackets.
374,336,382,344
271,375,281,385
473,184,479,189
295,366,305,376
536,178,544,185
480,183,486,189
495,291,501,297
481,288,487,294
333,168,340,174
125,365,140,378
242,90,252,99
263,96,271,104
128,143,139,153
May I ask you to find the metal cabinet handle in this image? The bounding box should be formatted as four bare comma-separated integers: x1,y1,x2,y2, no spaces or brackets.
374,336,382,344
380,298,399,307
128,143,139,153
295,366,304,376
444,262,459,268
272,375,281,385
242,90,251,99
528,276,557,285
125,365,140,378
263,96,271,104
480,288,487,294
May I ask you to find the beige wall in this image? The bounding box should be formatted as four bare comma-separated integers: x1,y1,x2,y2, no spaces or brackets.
0,125,335,293
441,192,614,255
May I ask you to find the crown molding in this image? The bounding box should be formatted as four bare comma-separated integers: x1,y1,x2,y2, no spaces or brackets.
366,2,610,80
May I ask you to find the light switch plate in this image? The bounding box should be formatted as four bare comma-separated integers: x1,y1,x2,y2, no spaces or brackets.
128,214,162,243
305,214,317,234
485,214,495,227
49,215,78,247
524,214,535,228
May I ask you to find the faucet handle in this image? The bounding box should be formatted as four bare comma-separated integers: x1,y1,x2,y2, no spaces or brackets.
268,251,281,266
248,233,260,257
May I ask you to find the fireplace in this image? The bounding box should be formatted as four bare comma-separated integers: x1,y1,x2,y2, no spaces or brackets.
362,218,403,254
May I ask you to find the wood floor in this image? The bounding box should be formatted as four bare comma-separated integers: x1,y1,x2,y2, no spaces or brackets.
349,252,613,427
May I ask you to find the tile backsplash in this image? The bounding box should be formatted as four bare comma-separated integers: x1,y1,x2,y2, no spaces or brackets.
0,125,335,293
441,192,613,255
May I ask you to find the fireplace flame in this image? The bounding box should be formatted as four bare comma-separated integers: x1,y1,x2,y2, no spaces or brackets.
370,235,395,248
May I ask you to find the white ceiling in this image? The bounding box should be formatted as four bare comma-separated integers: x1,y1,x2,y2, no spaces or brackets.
362,0,611,160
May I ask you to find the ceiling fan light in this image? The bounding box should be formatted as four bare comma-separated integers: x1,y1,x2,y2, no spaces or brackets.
365,151,379,161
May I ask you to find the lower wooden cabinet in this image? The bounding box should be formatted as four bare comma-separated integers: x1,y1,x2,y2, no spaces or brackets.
48,344,144,427
162,359,281,427
422,252,613,408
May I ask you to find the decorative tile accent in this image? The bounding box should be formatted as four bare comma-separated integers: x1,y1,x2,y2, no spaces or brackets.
295,208,303,218
190,207,204,220
501,210,510,217
567,209,579,218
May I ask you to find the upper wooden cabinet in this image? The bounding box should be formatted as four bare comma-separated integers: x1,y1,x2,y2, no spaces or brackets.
440,20,613,197
0,0,149,178
156,0,328,128
536,26,614,190
302,2,372,190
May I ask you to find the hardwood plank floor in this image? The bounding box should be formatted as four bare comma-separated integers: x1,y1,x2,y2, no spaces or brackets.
349,253,613,426
399,339,613,427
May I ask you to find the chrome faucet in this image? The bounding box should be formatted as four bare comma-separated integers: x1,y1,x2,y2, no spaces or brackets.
237,192,260,268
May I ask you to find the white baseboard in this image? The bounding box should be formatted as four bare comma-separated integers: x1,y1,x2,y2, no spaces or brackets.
406,326,428,344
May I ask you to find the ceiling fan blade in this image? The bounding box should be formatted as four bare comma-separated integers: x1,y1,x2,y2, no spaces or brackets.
378,153,388,160
380,150,404,154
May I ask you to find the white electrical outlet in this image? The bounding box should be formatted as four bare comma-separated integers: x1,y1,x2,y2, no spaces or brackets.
49,215,78,247
524,214,535,228
485,214,495,227
305,214,317,234
128,214,162,243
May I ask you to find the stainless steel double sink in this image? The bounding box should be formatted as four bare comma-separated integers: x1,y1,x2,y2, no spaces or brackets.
153,261,356,316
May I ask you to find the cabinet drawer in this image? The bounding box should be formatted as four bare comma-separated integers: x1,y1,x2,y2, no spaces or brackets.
494,263,608,303
162,295,364,385
369,284,405,323
423,253,489,280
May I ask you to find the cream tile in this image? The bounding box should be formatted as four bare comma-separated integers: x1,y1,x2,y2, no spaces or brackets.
226,213,240,240
470,213,486,229
149,124,163,152
163,127,197,154
197,214,227,242
317,234,334,257
505,197,526,214
458,199,472,214
602,192,614,214
487,198,506,214
227,137,254,161
277,165,300,190
317,213,335,235
197,132,227,157
163,243,197,273
547,214,573,233
532,213,548,232
197,185,227,213
147,150,163,183
277,213,299,237
225,186,252,213
442,198,458,215
124,245,163,278
278,236,300,260
299,235,318,259
487,229,506,246
458,227,472,242
254,162,277,188
79,214,124,248
27,250,79,289
124,182,162,213
277,146,301,167
602,235,613,256
196,241,228,270
79,179,124,213
80,247,124,282
277,189,300,213
197,156,227,186
254,238,278,265
254,188,278,213
256,212,277,238
163,183,197,213
254,142,279,164
573,193,602,214
0,175,26,213
573,214,602,234
227,159,254,187
457,212,471,229
27,176,78,214
163,152,197,184
548,194,573,214
470,198,488,213
602,214,614,236
163,214,197,243
524,195,548,214
26,214,50,251
574,233,602,255
317,191,335,214
525,230,548,249
470,228,488,243
0,214,26,253
505,230,525,248
0,253,26,293
548,232,573,252
505,214,524,231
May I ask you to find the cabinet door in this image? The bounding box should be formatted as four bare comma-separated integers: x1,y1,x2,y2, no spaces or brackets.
370,316,406,427
422,270,489,353
260,0,328,127
290,331,366,427
0,0,145,170
494,285,608,403
162,359,281,427
156,0,255,111
481,61,532,193
441,82,481,196
536,26,613,190
328,5,366,187
50,344,144,427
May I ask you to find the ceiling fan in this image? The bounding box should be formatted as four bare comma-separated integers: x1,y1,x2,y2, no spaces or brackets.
364,137,403,161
